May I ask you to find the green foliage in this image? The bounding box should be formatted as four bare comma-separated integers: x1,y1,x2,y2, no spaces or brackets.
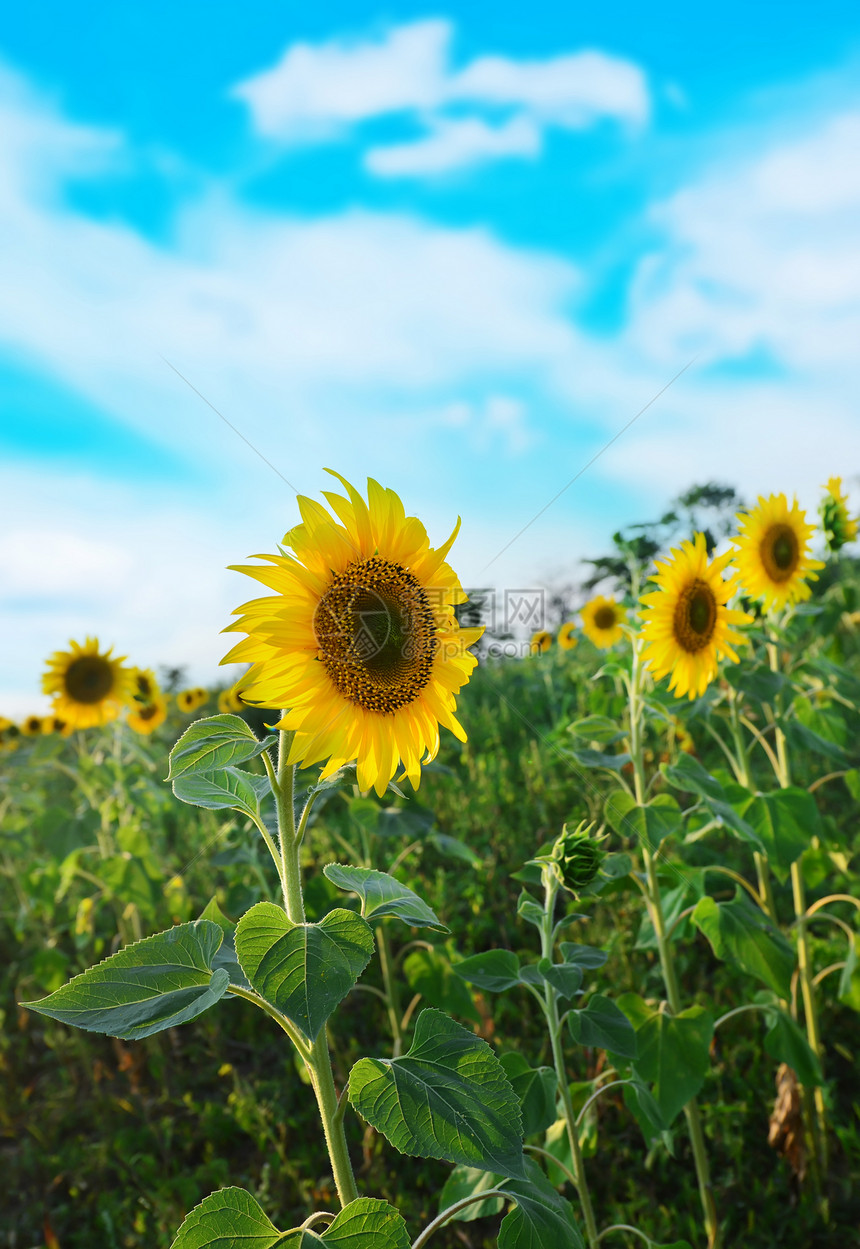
322,863,449,931
692,891,795,997
24,920,230,1039
348,1008,526,1178
235,903,374,1043
632,1006,715,1125
167,715,272,781
568,994,637,1059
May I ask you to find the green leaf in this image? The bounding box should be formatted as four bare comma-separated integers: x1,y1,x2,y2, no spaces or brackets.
235,903,374,1042
633,1006,714,1124
498,1158,585,1249
568,747,631,773
348,1007,525,1178
172,768,270,817
559,942,608,970
402,946,480,1024
622,1076,673,1152
742,789,819,879
500,1053,559,1137
783,720,849,765
167,714,272,781
455,950,521,993
838,940,860,1012
692,891,795,997
605,792,683,850
299,1198,411,1249
323,864,448,932
568,715,626,745
662,756,761,849
24,921,229,1040
517,891,545,929
427,832,483,866
537,959,583,1001
438,1166,505,1223
761,1004,823,1087
568,994,637,1058
195,901,249,989
169,1186,282,1248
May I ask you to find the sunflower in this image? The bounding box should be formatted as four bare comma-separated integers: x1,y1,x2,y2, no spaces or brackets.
581,596,626,649
177,687,208,713
41,715,70,736
222,471,482,797
130,668,159,705
127,696,168,735
0,723,20,752
217,686,245,714
42,637,133,730
558,622,578,651
20,715,43,737
640,532,752,700
820,477,858,553
530,630,553,655
732,494,823,611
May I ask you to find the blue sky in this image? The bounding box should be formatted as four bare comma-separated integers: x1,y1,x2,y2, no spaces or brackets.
2,2,860,712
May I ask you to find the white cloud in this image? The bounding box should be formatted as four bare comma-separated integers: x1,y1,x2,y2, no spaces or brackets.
365,114,540,177
452,48,649,126
231,20,449,138
232,19,649,175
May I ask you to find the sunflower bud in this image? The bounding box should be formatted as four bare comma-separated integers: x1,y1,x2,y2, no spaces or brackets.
551,822,604,894
820,478,858,554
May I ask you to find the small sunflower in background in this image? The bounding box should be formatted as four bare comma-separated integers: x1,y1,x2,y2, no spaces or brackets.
581,596,626,649
530,630,553,654
222,470,482,796
176,687,209,713
20,715,44,737
41,715,70,736
130,668,160,705
819,477,858,554
558,622,578,651
217,685,245,714
640,532,752,700
732,494,823,611
0,721,20,751
42,637,133,730
127,696,168,735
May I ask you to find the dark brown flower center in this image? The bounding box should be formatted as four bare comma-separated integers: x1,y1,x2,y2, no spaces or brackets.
594,605,618,630
761,523,799,583
138,704,159,722
673,580,717,654
64,656,114,704
314,557,437,714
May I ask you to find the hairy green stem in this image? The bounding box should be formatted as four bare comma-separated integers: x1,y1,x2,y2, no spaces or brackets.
272,720,359,1208
540,874,600,1249
727,686,778,922
766,643,828,1184
629,640,720,1248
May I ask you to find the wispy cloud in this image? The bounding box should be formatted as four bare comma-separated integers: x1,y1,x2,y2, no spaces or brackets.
232,19,650,175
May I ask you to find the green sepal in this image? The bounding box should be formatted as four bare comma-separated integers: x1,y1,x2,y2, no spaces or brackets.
23,920,229,1040
235,902,374,1042
348,1008,526,1178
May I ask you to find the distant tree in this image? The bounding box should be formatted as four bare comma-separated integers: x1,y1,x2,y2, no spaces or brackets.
582,482,745,596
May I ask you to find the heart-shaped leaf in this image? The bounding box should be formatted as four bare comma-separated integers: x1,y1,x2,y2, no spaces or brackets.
170,1186,282,1248
173,768,270,817
455,950,521,993
498,1157,585,1248
167,714,272,780
348,1008,525,1178
568,994,637,1058
235,903,374,1042
692,891,794,997
23,920,228,1040
633,1006,714,1124
537,959,583,1001
323,864,448,932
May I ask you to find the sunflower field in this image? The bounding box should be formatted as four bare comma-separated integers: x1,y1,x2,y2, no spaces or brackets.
2,474,860,1249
